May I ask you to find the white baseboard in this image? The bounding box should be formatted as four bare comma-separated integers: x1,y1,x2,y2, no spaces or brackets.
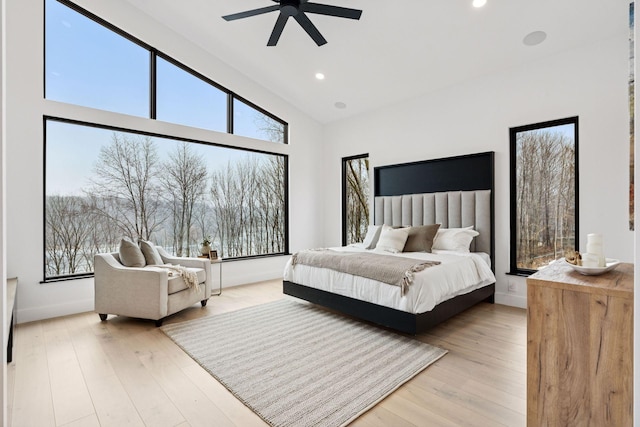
495,292,527,309
17,298,95,324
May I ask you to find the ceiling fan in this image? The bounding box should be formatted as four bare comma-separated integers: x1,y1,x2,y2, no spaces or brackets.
222,0,362,47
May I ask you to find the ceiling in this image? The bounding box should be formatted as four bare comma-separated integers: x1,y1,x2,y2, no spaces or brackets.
122,0,627,124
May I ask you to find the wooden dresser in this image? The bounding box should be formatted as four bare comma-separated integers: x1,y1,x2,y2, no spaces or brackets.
526,262,633,426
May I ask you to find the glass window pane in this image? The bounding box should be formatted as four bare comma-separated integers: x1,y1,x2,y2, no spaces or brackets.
45,120,287,279
45,0,149,116
233,98,286,143
343,156,370,245
511,119,577,273
156,57,227,132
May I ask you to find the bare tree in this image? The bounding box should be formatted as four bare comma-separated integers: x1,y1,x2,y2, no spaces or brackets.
516,129,575,269
255,113,285,143
45,195,93,276
160,142,208,256
345,157,369,245
208,154,286,258
88,133,162,241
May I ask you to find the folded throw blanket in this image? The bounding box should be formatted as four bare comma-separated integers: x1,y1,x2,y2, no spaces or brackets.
149,264,200,292
291,249,440,295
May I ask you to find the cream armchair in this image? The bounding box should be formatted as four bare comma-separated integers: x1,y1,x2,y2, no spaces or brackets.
94,247,212,326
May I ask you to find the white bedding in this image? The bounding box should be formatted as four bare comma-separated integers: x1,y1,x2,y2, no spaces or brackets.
283,246,496,314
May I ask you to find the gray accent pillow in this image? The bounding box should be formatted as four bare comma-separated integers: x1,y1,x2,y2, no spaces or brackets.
403,224,441,252
139,240,164,265
119,238,146,267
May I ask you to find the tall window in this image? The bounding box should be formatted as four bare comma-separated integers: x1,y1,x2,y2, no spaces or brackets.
342,154,370,246
45,119,288,280
43,0,290,281
510,117,579,274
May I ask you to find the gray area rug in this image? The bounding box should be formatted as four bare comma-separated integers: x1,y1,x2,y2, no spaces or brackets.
161,299,447,427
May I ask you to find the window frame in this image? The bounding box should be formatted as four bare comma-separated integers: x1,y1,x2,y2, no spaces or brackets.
42,116,290,283
45,0,288,144
509,116,579,276
342,153,370,247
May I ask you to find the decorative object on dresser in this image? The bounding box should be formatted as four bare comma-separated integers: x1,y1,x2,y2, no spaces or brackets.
284,151,496,334
526,261,633,426
161,299,446,427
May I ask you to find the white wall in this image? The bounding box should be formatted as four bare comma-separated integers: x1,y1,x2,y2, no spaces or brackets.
322,34,631,308
5,0,325,323
0,0,7,424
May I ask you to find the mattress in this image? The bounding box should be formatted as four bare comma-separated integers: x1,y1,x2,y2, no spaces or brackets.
283,246,496,314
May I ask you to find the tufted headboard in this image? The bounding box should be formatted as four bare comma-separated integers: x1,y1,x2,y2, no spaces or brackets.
373,152,494,270
374,190,491,254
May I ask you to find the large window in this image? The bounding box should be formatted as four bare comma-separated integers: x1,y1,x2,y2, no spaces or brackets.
510,117,578,274
45,119,288,280
43,0,290,281
45,0,287,144
342,154,370,246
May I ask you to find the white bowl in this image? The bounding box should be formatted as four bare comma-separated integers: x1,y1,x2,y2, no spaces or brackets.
563,258,621,276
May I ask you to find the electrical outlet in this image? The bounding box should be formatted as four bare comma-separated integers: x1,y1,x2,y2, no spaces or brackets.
507,281,517,293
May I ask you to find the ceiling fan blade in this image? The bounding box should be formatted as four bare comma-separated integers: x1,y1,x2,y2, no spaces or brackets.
268,13,290,46
222,5,279,21
303,3,362,20
293,12,327,46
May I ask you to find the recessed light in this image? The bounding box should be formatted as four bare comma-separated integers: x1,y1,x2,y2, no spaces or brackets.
472,0,487,8
334,102,347,109
315,72,325,80
523,31,547,46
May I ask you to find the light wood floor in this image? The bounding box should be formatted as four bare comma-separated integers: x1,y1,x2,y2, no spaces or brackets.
8,280,526,427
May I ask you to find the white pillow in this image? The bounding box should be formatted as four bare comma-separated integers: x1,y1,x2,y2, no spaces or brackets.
432,226,479,252
375,225,409,253
362,225,383,249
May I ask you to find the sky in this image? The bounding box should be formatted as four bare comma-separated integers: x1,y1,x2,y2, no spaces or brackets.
44,0,284,195
46,120,275,196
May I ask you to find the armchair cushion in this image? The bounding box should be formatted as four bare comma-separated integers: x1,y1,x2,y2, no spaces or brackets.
168,267,206,294
119,238,146,267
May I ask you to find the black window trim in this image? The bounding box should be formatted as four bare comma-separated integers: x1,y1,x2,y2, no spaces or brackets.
342,153,369,247
508,116,579,276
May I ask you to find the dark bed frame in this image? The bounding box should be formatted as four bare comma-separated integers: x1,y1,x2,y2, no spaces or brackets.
283,152,496,335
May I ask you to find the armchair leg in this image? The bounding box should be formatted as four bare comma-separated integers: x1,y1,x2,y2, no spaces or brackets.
99,313,108,321
201,299,209,307
155,319,163,327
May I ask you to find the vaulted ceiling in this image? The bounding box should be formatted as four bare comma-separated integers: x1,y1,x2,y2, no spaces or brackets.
123,0,627,123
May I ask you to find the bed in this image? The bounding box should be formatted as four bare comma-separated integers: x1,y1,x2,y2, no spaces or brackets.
284,152,495,334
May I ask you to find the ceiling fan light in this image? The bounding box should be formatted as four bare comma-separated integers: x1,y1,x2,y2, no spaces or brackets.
280,0,300,16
